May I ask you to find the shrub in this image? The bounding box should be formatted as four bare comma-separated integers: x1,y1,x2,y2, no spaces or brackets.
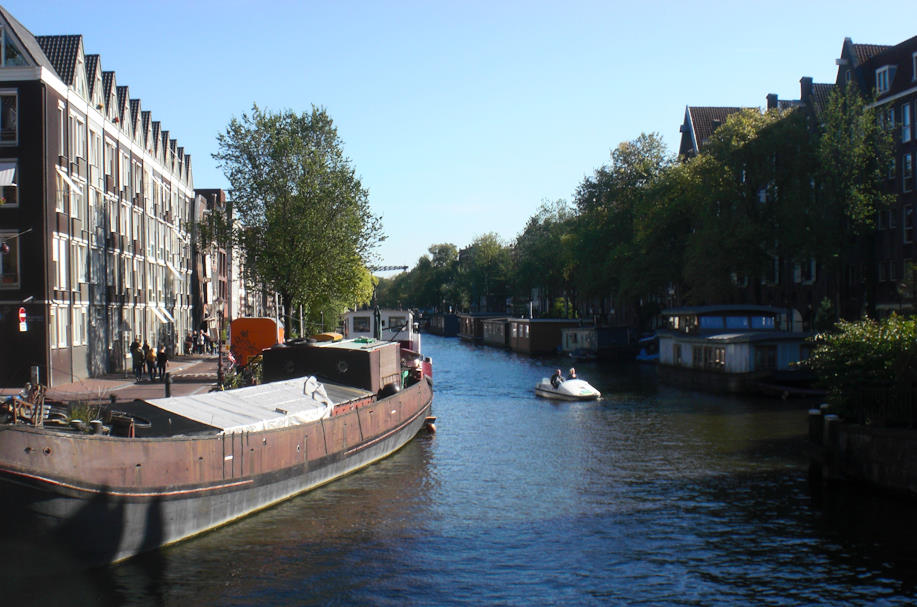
803,314,917,420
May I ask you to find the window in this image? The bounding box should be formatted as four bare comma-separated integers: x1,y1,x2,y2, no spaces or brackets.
352,316,370,333
0,160,17,206
72,307,87,346
75,241,87,283
905,204,914,244
68,112,86,160
905,153,914,192
886,107,896,132
0,27,25,66
904,103,913,143
762,254,780,286
793,258,816,284
750,316,775,330
673,343,682,365
52,235,69,290
890,207,898,229
876,66,893,95
0,229,20,287
0,92,17,144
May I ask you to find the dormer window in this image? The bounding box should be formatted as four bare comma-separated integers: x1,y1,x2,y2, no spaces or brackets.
0,27,25,67
876,65,895,95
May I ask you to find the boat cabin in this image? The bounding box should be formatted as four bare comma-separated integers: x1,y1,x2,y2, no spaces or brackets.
507,318,583,354
343,308,421,353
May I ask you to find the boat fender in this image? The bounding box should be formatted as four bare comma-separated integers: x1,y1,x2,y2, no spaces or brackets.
379,382,400,399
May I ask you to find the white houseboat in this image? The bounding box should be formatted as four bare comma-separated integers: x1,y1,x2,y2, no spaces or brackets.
656,305,813,394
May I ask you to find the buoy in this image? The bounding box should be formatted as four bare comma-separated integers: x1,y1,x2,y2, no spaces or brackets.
423,416,437,433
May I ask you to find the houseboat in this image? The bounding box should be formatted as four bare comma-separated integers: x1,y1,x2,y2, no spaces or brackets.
559,326,639,360
507,318,583,355
656,305,812,393
457,312,502,343
426,312,459,337
0,338,433,565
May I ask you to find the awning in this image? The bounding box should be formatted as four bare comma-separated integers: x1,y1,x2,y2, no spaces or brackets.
55,166,83,195
150,305,168,324
165,261,181,279
159,305,175,322
0,161,16,186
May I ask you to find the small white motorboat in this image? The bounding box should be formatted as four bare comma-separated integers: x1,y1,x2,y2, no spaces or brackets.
535,377,601,401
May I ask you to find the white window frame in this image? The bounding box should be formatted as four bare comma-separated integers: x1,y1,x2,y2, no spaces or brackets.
877,66,892,95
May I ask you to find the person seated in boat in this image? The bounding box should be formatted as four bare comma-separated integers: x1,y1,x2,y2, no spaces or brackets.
568,367,577,380
551,368,564,388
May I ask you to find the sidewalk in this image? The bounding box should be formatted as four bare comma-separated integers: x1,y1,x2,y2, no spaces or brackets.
1,355,223,404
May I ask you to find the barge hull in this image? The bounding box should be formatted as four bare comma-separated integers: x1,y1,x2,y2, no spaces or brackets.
0,377,432,565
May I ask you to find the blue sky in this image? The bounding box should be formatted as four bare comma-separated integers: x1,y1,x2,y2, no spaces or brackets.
7,1,915,272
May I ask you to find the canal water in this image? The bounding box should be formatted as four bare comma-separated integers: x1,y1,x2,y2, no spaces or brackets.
11,335,917,605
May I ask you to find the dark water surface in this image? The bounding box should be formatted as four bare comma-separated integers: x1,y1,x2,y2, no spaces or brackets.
11,335,917,605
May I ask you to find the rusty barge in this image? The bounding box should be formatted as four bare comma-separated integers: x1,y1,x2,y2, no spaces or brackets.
0,338,433,565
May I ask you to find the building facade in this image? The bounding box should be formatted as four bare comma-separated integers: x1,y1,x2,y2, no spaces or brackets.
836,36,917,314
0,7,195,386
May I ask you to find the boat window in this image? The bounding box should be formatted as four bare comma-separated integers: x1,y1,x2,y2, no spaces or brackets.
750,316,775,329
389,316,407,329
700,316,725,329
725,316,749,329
352,316,370,333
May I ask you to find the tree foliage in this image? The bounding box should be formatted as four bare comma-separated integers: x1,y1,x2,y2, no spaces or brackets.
804,315,917,417
213,105,382,331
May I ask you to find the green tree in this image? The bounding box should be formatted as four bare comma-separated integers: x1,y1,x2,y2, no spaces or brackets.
514,200,576,312
457,233,512,313
573,132,673,317
213,105,382,332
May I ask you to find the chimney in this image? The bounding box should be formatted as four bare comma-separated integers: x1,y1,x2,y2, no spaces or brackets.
766,93,778,110
800,77,813,103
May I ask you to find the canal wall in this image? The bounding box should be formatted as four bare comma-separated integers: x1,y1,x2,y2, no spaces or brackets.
809,407,917,497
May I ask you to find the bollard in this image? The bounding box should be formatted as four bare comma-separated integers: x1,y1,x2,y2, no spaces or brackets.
808,408,824,445
164,372,171,398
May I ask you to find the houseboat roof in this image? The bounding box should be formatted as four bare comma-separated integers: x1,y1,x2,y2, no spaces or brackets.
144,376,371,434
661,305,789,316
659,330,810,343
509,318,585,324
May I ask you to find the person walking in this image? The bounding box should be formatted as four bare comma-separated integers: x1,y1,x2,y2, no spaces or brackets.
156,345,168,381
145,342,156,381
130,339,144,382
